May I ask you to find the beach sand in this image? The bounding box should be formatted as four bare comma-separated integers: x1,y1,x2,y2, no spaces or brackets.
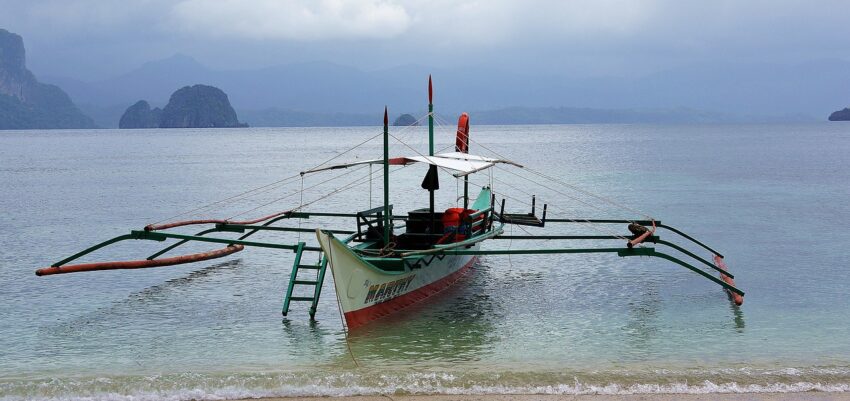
249,394,850,401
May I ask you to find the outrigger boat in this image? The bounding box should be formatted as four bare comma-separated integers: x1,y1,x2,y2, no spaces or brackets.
36,77,744,330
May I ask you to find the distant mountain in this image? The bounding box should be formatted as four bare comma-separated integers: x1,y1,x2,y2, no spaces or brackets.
0,29,95,129
393,114,418,126
120,85,246,128
829,108,850,121
159,85,245,128
44,53,850,127
119,100,161,128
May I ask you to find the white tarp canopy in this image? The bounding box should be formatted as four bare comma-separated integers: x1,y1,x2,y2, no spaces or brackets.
406,155,493,177
301,153,520,176
435,152,499,162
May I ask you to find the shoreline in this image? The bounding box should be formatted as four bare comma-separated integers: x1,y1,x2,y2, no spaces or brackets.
243,394,850,401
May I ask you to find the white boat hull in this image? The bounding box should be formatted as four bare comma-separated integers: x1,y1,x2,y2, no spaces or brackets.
316,230,478,328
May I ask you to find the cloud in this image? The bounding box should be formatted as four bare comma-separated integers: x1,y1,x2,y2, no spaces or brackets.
2,0,850,80
9,0,171,33
168,0,412,40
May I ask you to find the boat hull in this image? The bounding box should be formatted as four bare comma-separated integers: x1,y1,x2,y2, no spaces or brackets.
316,230,478,329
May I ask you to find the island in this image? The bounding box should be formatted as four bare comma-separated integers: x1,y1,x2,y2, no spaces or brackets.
0,29,96,129
393,113,418,126
120,84,247,128
118,100,161,128
828,108,850,121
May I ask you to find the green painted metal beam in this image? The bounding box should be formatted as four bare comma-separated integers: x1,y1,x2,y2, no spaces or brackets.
438,247,626,256
236,214,297,241
545,219,658,225
621,248,743,296
655,239,732,279
222,224,354,235
494,235,658,241
426,245,744,296
310,253,329,318
147,228,220,260
287,211,408,219
148,214,297,260
657,223,724,258
52,234,139,267
528,219,724,258
489,234,729,278
282,242,305,316
131,230,315,251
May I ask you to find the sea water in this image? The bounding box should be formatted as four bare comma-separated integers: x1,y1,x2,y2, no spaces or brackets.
1,123,849,400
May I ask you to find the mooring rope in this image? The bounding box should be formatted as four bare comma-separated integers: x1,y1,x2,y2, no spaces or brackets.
322,233,360,367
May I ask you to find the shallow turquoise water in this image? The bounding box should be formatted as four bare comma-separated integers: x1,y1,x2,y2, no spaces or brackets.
1,123,849,399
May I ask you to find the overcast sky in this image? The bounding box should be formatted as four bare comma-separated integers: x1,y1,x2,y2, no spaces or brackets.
2,0,849,81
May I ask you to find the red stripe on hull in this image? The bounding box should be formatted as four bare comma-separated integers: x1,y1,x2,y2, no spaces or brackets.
344,257,477,329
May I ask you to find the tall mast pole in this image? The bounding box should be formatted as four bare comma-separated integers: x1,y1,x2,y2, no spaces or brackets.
428,75,434,156
383,106,391,244
427,76,436,230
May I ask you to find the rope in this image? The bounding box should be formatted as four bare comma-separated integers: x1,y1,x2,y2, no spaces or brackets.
323,232,360,367
385,129,627,240
491,167,634,240
150,173,303,225
202,112,430,226
293,164,411,217
484,175,632,242
225,164,370,220
434,112,655,220
150,127,393,227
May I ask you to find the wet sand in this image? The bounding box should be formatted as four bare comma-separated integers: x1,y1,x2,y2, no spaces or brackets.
249,393,849,401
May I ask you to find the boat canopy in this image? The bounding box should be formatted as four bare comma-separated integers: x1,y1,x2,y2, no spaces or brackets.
300,152,521,177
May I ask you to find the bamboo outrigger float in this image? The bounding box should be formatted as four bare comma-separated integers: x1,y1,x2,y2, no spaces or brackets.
36,77,744,329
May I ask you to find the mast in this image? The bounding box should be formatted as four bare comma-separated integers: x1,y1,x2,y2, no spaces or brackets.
428,75,434,156
427,76,436,230
383,106,391,243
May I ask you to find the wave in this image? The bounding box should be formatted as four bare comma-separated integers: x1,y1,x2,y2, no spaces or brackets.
2,369,848,401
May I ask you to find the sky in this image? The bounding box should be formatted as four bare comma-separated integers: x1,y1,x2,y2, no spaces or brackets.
2,0,849,82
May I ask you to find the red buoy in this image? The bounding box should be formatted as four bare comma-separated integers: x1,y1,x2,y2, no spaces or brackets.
456,112,470,153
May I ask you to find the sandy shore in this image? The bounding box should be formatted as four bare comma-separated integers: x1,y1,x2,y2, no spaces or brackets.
245,394,849,401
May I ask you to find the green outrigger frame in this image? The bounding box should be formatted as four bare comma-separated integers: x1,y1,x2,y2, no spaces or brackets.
36,209,745,319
